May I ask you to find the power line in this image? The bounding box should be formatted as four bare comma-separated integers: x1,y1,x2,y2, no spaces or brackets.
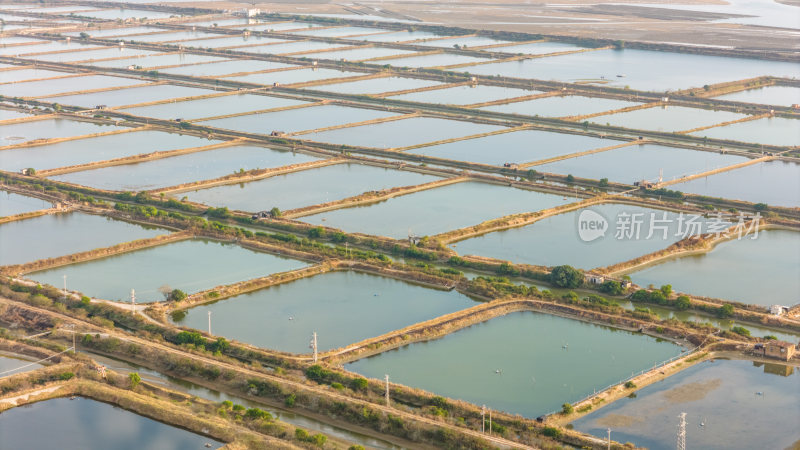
0,348,74,378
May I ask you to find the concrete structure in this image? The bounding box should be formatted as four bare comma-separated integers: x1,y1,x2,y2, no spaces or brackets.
759,341,797,361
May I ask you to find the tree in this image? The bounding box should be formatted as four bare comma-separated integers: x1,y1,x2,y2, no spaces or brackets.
731,326,750,336
270,207,282,217
169,289,187,302
561,403,574,415
158,284,172,300
599,280,623,295
350,377,368,391
675,295,691,310
754,203,768,211
25,168,36,175
660,284,672,297
129,372,141,389
550,265,582,288
308,227,325,238
598,178,609,188
717,304,735,318
566,174,575,183
285,393,296,407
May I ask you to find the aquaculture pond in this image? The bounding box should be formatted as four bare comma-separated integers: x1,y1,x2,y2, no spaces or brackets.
492,41,583,55
481,95,641,118
0,130,222,172
302,47,414,61
30,239,308,303
120,93,308,120
0,67,72,83
534,144,750,184
689,116,799,147
0,212,166,266
289,26,386,38
173,271,478,353
306,76,443,95
0,118,123,146
571,359,800,450
302,182,570,238
714,85,800,106
238,40,351,55
389,84,537,105
31,47,157,63
590,106,746,132
88,353,403,450
379,52,493,68
357,30,443,42
347,310,683,418
0,397,222,450
180,163,439,212
227,67,367,86
0,191,50,217
0,352,43,376
51,145,318,191
415,35,510,48
45,84,213,108
0,74,143,98
0,108,31,122
408,129,618,165
672,160,800,208
160,59,294,77
301,117,505,149
90,53,229,69
466,48,800,91
199,103,397,134
452,203,727,270
628,229,800,307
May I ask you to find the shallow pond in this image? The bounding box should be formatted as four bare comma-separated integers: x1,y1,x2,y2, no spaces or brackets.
302,181,570,238
0,212,166,266
571,359,800,450
45,84,213,108
0,397,222,449
30,238,307,303
119,93,307,120
714,85,800,106
389,84,538,105
347,310,683,417
173,271,477,353
0,190,50,217
305,76,443,95
0,118,123,146
590,105,746,132
689,116,799,147
481,94,641,117
180,162,439,212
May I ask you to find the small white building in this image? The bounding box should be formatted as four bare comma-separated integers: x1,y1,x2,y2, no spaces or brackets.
585,274,604,284
770,305,787,316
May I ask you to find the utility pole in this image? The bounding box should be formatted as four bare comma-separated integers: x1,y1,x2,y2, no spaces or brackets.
384,374,390,406
62,275,67,301
208,311,212,335
677,412,686,450
489,409,492,435
310,332,318,364
130,289,135,314
481,405,486,433
607,428,611,450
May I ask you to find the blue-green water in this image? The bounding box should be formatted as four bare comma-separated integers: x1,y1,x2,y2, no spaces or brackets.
0,191,51,217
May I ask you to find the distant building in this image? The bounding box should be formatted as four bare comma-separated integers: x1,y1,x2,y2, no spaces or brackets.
585,274,604,284
759,341,796,361
769,304,788,316
621,280,633,289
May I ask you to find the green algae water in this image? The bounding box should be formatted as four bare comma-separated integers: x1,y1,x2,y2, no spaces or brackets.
347,310,683,418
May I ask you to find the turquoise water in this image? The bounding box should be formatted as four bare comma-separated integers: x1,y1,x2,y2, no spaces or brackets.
0,212,166,266
0,118,123,146
302,181,570,238
305,76,443,95
630,229,800,306
347,310,683,417
30,239,307,303
590,106,747,132
199,104,397,134
181,162,440,212
51,145,318,191
0,397,222,449
390,84,538,105
408,129,616,165
301,116,505,148
534,144,750,183
467,48,800,91
672,160,800,208
0,191,50,217
0,130,222,172
0,74,144,98
120,93,308,120
690,116,799,147
173,271,478,353
572,359,800,450
45,84,213,108
482,95,641,117
715,85,800,106
452,203,727,270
